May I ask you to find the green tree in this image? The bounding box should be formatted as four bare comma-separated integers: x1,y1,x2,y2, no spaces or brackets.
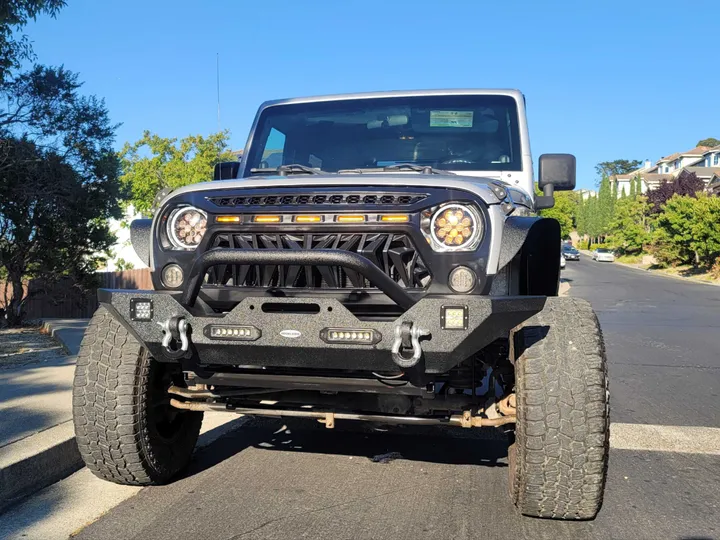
608,196,649,255
576,195,588,236
120,131,235,215
539,191,577,239
629,176,637,198
597,176,614,239
0,1,66,82
1,139,121,326
697,138,720,148
620,186,627,198
0,66,121,326
651,194,720,268
595,159,643,181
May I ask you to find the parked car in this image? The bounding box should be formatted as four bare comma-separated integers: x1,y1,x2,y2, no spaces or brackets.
560,254,566,269
71,89,609,521
562,245,580,261
592,248,615,262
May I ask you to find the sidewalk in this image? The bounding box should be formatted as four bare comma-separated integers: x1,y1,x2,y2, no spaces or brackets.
0,320,87,511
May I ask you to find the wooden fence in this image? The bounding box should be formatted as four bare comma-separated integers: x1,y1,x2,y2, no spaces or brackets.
1,269,152,320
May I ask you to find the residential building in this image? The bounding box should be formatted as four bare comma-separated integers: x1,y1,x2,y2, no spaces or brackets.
609,145,720,197
100,206,147,271
701,146,720,168
655,146,710,174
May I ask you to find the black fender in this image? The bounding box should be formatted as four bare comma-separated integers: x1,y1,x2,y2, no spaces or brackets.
497,216,561,296
130,219,152,267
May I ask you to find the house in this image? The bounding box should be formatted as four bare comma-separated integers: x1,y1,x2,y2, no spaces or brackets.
577,189,597,200
609,145,720,197
100,206,147,271
655,146,710,174
700,146,720,168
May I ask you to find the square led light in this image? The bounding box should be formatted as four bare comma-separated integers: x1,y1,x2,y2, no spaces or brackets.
130,299,153,321
441,305,468,330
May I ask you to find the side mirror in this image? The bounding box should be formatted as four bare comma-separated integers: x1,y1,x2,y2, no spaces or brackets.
213,161,240,181
536,154,576,209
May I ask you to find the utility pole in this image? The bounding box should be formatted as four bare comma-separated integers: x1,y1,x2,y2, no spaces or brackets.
216,53,221,131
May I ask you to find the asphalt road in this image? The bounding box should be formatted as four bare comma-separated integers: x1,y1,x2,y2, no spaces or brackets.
74,257,720,540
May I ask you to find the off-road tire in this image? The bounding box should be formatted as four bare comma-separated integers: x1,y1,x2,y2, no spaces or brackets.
72,307,203,485
508,297,609,519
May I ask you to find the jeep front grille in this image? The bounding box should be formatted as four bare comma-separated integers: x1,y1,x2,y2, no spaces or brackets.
207,192,428,208
204,233,431,290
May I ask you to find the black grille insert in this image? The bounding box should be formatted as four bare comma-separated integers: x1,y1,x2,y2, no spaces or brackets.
204,232,431,290
207,192,428,208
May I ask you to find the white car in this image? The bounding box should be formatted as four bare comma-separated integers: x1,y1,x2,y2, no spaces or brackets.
592,248,615,262
560,254,566,269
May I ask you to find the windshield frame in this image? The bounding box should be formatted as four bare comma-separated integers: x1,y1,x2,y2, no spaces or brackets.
238,90,529,179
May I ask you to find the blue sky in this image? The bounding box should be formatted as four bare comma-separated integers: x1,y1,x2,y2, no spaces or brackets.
23,0,720,189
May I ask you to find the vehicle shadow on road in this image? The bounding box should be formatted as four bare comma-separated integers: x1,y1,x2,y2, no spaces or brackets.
181,416,510,482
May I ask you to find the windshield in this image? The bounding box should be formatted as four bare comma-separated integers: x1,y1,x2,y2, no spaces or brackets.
246,95,522,173
596,248,610,253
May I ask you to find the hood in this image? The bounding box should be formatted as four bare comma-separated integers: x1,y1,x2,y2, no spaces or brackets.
161,172,516,209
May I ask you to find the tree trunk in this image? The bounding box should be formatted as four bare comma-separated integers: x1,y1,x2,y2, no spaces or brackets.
6,273,26,327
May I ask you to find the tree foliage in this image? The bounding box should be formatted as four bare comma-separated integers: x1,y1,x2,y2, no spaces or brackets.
651,194,720,268
119,131,235,215
608,196,649,255
0,65,121,325
646,170,705,213
595,159,642,180
539,190,577,239
697,138,720,148
0,1,66,82
0,139,121,325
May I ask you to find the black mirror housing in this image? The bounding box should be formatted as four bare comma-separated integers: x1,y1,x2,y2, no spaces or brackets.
213,161,240,181
538,154,576,191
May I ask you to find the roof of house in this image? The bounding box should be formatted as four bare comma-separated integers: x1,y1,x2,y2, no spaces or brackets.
657,146,712,163
683,166,720,178
702,145,720,155
657,152,681,164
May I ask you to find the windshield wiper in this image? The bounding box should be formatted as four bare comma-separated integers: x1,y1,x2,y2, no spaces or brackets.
338,163,455,175
249,164,323,176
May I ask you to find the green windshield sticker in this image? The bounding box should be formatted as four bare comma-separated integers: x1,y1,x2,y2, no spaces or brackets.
430,110,474,128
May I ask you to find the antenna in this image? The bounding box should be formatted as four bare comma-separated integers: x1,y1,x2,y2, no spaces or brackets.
216,53,221,131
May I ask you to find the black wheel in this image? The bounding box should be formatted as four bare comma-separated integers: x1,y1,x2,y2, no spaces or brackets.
508,297,609,519
72,307,203,485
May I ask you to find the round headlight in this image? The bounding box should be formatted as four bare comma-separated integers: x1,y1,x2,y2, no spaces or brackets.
169,206,207,249
430,204,481,250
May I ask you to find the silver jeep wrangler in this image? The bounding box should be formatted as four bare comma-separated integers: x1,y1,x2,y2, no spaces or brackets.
72,89,609,520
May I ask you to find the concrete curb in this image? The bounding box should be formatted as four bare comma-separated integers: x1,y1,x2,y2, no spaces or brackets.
0,321,87,513
578,250,720,287
0,422,81,512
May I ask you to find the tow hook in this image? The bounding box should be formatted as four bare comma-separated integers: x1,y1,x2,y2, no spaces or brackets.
391,321,430,368
158,316,190,359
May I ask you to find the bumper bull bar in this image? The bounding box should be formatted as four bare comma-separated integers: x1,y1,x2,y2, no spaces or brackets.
98,248,547,374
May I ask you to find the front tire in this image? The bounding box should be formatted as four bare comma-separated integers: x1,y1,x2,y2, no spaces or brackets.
508,297,609,519
72,307,203,485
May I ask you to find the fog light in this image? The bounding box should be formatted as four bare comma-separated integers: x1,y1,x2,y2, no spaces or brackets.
321,328,381,345
205,325,260,341
441,305,468,330
448,266,476,293
162,264,184,288
129,299,153,321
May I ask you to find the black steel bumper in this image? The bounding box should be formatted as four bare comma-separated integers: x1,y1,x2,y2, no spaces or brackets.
98,289,546,374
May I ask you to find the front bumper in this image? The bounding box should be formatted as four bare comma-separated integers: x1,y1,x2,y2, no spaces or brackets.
99,289,546,374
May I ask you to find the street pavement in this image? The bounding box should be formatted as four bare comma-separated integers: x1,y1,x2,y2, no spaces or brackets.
6,256,720,539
